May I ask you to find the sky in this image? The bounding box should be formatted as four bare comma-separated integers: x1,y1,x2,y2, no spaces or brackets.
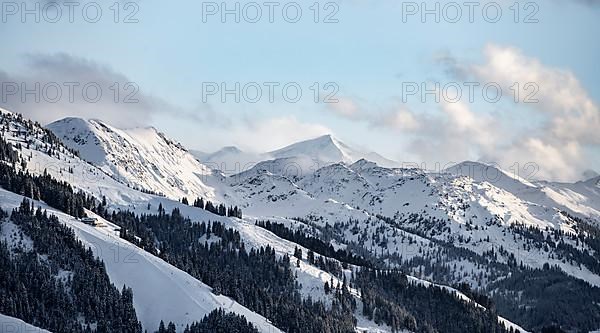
0,0,599,181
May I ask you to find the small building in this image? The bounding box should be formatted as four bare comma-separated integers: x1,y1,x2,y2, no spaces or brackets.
81,217,100,226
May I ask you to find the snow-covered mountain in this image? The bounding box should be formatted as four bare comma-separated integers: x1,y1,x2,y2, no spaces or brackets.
45,117,600,271
45,115,600,235
47,117,226,202
447,161,600,221
195,134,398,176
3,110,600,333
226,156,600,287
0,110,416,333
0,110,380,332
268,134,397,169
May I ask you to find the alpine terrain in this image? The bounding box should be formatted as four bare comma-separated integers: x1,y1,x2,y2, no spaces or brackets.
1,108,599,333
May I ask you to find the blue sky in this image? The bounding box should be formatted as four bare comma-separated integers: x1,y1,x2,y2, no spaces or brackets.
1,0,599,181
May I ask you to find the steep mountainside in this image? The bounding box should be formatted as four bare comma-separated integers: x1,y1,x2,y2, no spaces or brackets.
47,117,226,201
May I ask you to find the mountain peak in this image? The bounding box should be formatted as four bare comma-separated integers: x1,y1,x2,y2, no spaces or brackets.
350,158,378,170
266,134,397,169
269,134,350,164
446,160,536,190
47,117,218,200
314,133,335,141
583,174,600,187
583,170,600,182
288,134,341,148
51,116,88,126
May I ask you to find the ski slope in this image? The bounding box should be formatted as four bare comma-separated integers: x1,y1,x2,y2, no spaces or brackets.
0,188,282,333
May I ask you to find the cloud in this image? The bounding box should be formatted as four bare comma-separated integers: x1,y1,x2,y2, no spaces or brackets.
414,45,598,181
466,44,599,181
0,53,173,127
371,107,421,132
433,50,468,79
404,99,500,165
434,45,599,181
326,97,362,120
0,53,328,159
324,97,423,132
324,45,599,181
183,103,234,129
232,116,332,152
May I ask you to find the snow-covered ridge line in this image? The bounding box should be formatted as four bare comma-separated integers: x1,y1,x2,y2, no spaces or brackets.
195,134,399,176
47,117,224,202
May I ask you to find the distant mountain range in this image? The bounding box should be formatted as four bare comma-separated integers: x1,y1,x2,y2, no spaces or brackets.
192,134,398,176
1,109,599,333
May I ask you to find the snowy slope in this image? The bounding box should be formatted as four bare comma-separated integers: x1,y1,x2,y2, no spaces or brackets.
253,158,600,286
226,166,371,221
446,161,537,192
0,186,535,333
47,117,227,202
155,203,524,333
447,161,600,220
269,134,397,169
543,176,600,219
0,314,52,333
0,188,282,333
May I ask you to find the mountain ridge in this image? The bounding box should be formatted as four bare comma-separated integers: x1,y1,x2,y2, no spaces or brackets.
194,133,399,175
47,117,223,201
2,110,600,332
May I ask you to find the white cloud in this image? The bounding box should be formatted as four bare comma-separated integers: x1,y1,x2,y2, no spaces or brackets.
372,108,421,131
472,44,600,145
232,116,332,152
468,44,599,181
409,45,599,181
325,98,423,132
323,44,599,181
326,98,362,120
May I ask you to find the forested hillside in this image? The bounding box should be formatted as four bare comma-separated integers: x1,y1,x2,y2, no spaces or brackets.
0,200,142,332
